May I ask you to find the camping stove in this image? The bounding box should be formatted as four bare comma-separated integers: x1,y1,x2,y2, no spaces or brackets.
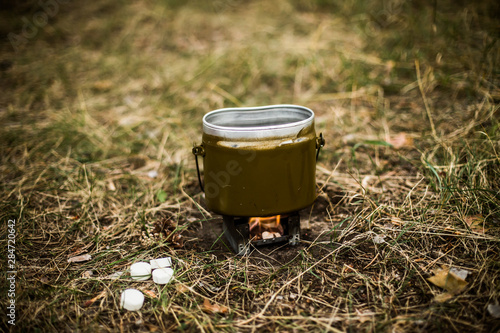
222,213,301,255
193,105,324,255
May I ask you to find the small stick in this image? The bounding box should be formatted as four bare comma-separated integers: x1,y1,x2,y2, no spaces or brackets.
415,60,437,139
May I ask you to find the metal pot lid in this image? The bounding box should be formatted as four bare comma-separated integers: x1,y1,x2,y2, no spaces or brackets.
203,104,315,140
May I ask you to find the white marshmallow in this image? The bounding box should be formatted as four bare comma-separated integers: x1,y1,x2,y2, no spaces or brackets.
152,267,174,284
120,289,144,311
150,257,172,269
130,262,151,281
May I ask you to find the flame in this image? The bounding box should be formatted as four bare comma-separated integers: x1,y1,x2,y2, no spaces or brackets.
249,215,283,240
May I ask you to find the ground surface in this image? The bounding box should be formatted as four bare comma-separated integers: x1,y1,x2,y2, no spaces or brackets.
1,0,499,332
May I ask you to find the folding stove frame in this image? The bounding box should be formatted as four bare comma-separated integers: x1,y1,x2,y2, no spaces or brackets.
222,212,300,255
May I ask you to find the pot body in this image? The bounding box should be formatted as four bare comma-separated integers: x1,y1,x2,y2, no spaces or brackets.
200,105,318,217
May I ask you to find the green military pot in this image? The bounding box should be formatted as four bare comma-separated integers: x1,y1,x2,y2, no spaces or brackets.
193,105,324,217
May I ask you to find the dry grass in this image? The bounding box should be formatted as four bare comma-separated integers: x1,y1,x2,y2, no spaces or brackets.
0,0,499,332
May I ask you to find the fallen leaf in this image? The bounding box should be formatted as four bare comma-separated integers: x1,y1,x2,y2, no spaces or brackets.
434,292,454,303
465,215,489,234
68,254,92,263
387,133,413,149
141,289,157,299
83,290,106,307
427,266,468,294
92,80,113,91
176,284,189,293
202,298,228,314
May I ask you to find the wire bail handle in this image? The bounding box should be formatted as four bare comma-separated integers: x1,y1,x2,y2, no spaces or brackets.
316,133,325,161
192,144,205,192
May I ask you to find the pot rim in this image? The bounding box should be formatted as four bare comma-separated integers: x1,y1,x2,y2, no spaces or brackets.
203,104,315,140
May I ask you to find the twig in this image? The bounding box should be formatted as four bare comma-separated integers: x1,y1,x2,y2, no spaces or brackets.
415,60,437,139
